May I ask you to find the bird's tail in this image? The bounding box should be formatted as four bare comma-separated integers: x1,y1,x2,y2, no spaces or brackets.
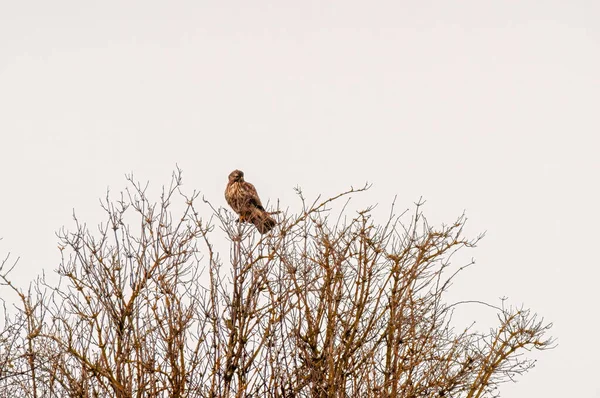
251,209,276,234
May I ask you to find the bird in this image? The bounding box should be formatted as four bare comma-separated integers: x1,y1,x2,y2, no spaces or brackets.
225,169,276,234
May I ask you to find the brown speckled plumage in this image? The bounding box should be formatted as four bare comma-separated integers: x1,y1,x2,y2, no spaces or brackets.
225,170,276,234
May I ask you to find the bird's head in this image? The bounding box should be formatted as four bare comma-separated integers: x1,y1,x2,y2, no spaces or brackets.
228,169,244,183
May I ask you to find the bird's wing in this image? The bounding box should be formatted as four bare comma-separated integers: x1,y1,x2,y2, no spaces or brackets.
244,182,265,210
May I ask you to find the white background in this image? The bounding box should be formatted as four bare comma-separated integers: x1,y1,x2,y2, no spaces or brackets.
1,1,598,396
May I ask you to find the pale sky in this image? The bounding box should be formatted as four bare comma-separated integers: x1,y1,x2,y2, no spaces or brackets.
1,1,599,396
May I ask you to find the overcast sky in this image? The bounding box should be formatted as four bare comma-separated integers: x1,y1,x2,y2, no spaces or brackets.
1,1,599,396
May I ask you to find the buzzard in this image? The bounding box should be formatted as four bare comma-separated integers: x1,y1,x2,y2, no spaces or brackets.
225,170,276,234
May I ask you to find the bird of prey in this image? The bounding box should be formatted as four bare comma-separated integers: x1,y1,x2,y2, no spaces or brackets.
225,169,276,234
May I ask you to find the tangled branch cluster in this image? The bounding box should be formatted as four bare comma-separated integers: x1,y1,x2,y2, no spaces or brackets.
0,170,554,397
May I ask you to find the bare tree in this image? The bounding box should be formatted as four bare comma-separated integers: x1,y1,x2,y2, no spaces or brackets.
0,170,554,397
